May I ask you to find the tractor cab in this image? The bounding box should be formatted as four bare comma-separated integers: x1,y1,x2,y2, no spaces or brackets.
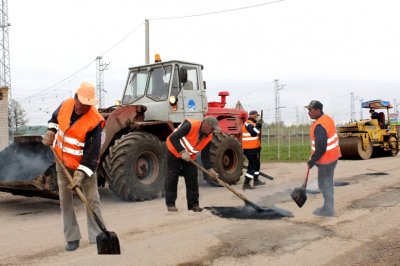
121,57,208,124
362,99,392,128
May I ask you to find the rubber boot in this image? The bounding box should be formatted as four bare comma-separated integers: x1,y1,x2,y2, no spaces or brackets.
253,177,266,186
242,177,255,190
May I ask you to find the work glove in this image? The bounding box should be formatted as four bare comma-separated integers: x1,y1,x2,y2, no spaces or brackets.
68,170,86,190
307,160,315,169
207,168,219,180
180,151,191,162
257,118,264,125
42,131,55,146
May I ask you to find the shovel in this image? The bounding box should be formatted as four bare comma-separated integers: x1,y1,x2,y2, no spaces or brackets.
189,159,266,212
51,147,121,254
290,168,310,208
243,165,274,180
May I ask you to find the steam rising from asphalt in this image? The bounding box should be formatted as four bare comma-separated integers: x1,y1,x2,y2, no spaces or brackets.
0,143,53,182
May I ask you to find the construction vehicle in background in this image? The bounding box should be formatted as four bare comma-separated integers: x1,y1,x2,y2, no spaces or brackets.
0,57,247,201
338,99,399,159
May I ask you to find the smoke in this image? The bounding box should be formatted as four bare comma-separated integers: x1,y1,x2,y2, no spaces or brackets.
0,143,53,182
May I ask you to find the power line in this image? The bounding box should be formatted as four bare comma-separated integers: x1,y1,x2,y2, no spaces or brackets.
18,22,144,103
18,59,95,102
150,0,284,21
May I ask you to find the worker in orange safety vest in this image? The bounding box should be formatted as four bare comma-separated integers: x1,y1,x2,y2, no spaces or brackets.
42,81,105,251
241,110,266,190
165,117,220,212
305,100,341,217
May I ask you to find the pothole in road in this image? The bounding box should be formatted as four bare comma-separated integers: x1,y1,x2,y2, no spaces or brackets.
349,187,400,209
204,206,293,220
179,222,331,265
365,172,389,176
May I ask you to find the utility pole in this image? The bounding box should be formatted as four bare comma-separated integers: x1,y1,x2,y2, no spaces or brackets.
295,106,299,125
274,79,285,159
145,19,149,64
96,56,109,108
358,97,363,120
350,92,355,122
0,0,11,100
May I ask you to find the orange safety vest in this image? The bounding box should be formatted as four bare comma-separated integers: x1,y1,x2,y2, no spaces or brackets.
310,114,341,165
242,120,261,149
54,98,105,170
166,119,212,160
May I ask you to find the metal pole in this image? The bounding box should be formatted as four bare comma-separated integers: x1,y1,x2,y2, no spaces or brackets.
145,19,149,64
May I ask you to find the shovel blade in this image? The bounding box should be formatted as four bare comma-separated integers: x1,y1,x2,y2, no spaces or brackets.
96,231,121,255
290,187,307,208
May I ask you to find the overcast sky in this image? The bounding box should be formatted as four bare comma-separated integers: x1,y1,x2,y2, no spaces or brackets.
8,0,400,126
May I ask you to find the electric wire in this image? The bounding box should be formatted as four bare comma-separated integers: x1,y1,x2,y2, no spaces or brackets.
150,0,284,21
19,22,144,103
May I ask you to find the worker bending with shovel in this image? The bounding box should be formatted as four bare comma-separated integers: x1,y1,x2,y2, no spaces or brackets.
165,116,220,212
242,110,265,190
42,81,105,251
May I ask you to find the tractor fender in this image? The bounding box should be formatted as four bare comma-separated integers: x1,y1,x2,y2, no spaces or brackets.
100,105,147,158
100,105,175,159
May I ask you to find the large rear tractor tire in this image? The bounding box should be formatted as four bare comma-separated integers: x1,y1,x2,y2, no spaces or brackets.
339,136,372,160
209,132,243,184
102,132,165,201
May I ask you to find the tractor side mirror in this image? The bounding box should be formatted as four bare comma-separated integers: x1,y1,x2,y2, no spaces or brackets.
179,68,188,84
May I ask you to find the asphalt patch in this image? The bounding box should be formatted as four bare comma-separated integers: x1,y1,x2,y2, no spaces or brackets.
204,205,293,220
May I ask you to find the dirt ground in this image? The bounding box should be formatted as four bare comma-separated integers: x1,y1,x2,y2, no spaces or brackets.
1,156,400,266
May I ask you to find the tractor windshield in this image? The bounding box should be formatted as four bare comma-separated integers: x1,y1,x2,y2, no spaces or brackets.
122,65,172,104
122,69,148,104
147,66,172,101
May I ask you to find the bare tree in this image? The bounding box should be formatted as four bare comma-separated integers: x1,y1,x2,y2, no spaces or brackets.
8,99,28,137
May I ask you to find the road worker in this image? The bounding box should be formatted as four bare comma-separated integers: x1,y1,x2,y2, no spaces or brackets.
42,81,105,251
242,110,265,190
165,116,220,212
305,100,341,217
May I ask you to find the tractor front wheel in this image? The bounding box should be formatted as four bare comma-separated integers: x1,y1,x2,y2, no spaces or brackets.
102,132,165,201
210,132,243,184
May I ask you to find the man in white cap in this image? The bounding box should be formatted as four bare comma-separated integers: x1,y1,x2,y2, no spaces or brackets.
165,116,220,212
42,81,105,251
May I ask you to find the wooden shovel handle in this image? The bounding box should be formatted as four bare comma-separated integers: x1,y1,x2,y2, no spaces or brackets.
50,147,108,234
303,168,310,188
189,159,264,212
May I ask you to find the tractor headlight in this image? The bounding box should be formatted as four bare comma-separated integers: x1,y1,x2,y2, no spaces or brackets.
169,95,177,105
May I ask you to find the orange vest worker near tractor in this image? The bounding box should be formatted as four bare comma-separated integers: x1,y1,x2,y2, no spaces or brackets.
165,117,220,212
241,110,266,190
42,81,106,252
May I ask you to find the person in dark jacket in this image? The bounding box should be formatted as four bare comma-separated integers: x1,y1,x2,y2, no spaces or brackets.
42,81,105,251
241,110,265,190
165,117,220,212
305,100,341,217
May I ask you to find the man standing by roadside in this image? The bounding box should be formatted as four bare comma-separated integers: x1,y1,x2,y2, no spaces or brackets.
165,116,220,212
42,81,105,251
242,110,265,190
305,100,341,217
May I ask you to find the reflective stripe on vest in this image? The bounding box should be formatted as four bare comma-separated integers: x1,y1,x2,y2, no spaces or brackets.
54,98,105,170
242,120,261,149
310,114,341,164
166,119,212,159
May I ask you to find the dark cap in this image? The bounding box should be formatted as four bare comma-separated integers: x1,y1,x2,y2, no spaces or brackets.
304,100,323,110
203,116,220,131
249,110,259,116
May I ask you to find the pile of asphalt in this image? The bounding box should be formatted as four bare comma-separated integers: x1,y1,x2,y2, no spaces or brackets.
205,205,293,220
